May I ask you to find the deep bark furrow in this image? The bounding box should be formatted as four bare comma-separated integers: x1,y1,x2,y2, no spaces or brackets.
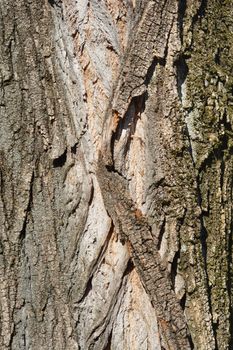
0,0,233,349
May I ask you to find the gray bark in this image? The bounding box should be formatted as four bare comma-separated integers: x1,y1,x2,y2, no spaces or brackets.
0,0,232,349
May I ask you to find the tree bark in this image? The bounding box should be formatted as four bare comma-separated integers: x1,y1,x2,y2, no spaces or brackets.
0,0,232,349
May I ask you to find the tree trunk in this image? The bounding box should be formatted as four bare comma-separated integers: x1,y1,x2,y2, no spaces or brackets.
0,0,232,349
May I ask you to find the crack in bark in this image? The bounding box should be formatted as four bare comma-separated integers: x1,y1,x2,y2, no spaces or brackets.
85,256,132,349
178,0,186,45
48,0,62,9
73,221,114,304
103,329,112,350
18,171,34,242
53,148,67,168
192,0,208,24
101,0,177,170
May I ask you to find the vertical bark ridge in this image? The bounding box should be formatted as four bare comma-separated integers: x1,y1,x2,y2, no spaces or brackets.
0,0,232,349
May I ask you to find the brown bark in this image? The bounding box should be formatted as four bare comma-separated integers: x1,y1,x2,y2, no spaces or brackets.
0,0,232,349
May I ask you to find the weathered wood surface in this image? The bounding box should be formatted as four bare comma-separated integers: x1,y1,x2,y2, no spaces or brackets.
0,0,232,349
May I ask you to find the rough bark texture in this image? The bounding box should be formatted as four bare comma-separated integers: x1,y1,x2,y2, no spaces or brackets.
0,0,232,349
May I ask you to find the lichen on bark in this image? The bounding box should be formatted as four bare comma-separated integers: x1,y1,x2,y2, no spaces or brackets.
0,0,232,349
181,1,233,348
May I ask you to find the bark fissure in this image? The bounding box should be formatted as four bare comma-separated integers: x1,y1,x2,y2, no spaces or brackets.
53,148,67,168
177,0,186,44
18,170,34,242
84,259,132,349
1,0,233,349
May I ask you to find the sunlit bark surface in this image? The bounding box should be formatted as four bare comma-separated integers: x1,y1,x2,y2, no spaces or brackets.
0,1,232,349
